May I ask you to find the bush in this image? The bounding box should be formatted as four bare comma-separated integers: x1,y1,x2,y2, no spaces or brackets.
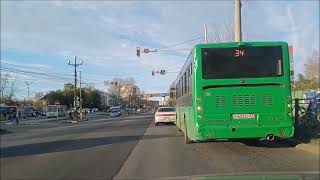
295,114,320,142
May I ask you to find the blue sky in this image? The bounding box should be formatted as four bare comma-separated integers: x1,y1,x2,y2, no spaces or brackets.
1,1,319,100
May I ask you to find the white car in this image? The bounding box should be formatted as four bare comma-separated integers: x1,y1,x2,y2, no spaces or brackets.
110,107,121,117
154,107,176,125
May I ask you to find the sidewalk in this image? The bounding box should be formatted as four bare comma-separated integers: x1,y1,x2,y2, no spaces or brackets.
289,138,319,155
0,116,67,125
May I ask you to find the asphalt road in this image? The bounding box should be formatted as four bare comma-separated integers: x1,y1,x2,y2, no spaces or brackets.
1,113,319,180
115,120,319,179
1,113,152,180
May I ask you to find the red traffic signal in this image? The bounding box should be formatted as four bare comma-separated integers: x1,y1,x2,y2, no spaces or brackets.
136,47,140,57
144,48,150,53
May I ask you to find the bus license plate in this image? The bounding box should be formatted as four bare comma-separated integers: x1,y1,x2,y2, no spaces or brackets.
232,114,255,119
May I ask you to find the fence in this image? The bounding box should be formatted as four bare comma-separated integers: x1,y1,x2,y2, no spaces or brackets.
293,98,320,125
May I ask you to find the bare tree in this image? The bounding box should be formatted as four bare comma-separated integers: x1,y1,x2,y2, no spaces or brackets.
108,77,139,105
304,50,319,80
209,20,234,43
7,78,17,102
0,73,10,101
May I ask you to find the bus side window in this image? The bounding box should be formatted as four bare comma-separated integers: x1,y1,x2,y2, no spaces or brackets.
184,72,187,94
189,64,192,92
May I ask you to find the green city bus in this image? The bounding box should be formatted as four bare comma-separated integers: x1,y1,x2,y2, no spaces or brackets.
173,41,294,143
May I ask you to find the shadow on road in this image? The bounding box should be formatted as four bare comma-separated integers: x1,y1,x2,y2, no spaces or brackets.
0,134,173,158
237,139,298,148
200,139,298,148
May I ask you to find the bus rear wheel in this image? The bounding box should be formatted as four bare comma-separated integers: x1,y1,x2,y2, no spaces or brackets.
184,119,193,144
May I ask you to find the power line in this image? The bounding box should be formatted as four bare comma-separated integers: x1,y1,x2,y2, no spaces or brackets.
1,66,73,78
155,37,202,51
2,62,71,76
1,66,73,81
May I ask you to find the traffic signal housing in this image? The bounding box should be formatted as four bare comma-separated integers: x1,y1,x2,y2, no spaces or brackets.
136,47,140,57
160,70,165,75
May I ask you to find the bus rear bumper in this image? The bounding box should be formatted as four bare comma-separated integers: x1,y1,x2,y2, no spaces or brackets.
196,125,294,141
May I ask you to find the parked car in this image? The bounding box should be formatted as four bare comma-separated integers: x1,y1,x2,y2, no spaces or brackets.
154,107,176,125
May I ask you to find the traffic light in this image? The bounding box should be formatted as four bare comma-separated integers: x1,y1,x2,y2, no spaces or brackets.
111,81,118,86
152,70,155,76
144,48,150,53
136,47,140,57
160,70,165,75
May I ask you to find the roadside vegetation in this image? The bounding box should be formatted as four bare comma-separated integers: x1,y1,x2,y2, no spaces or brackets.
294,113,320,144
292,50,319,144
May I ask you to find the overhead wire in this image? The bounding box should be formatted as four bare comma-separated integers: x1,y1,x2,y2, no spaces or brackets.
1,66,73,81
154,36,202,51
2,62,71,76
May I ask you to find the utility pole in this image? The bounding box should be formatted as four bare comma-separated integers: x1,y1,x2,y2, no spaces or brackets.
234,0,242,42
25,82,32,102
79,70,83,121
118,85,121,106
204,24,208,44
67,56,83,120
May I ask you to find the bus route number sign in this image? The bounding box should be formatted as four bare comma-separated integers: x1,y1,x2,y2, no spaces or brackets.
233,49,246,57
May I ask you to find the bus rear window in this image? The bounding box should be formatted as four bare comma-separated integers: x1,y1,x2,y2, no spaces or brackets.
201,46,283,79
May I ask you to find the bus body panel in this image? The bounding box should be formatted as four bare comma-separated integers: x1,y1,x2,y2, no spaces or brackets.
174,41,294,142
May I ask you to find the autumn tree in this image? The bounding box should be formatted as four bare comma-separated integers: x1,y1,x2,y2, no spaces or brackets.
304,50,319,80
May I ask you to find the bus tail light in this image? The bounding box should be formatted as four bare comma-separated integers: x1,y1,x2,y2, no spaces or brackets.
287,112,292,117
287,104,292,108
279,131,285,137
196,106,201,111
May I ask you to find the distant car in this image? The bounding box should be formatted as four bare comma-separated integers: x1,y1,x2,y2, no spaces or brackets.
110,106,121,117
154,107,176,125
110,109,120,117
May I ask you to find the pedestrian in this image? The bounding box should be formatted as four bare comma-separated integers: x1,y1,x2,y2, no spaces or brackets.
4,111,7,121
16,116,19,125
12,111,18,125
69,111,72,119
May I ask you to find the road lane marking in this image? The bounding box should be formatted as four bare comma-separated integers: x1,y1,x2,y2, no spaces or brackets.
159,171,320,179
